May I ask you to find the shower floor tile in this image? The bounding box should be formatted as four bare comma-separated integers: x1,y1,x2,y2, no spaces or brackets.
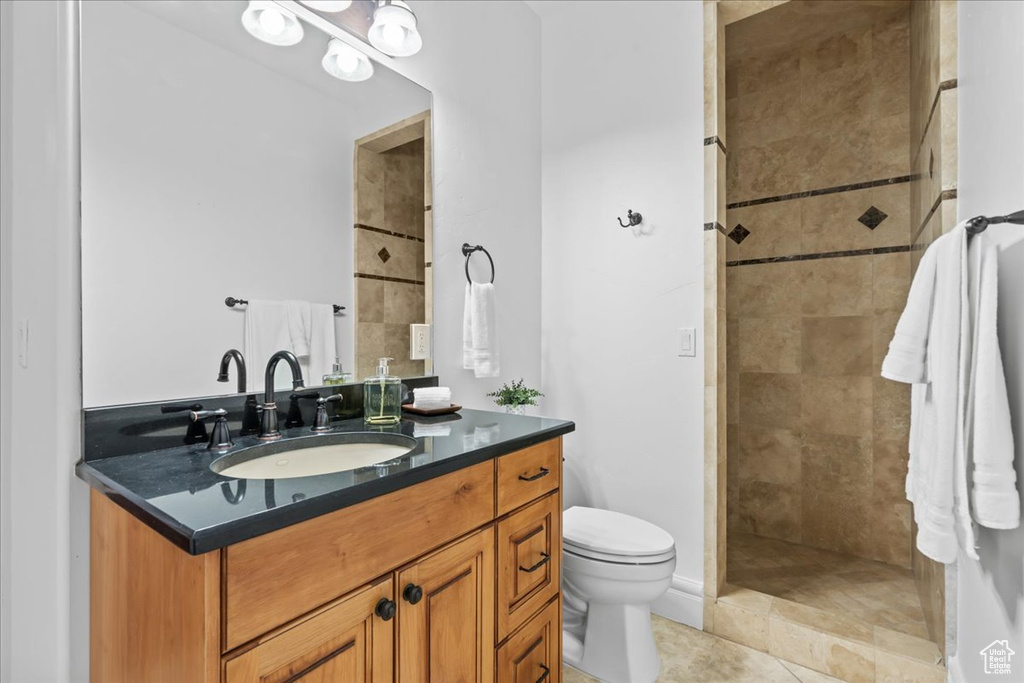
728,532,931,640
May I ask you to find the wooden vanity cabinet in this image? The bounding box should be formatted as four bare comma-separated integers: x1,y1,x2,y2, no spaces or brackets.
89,437,563,683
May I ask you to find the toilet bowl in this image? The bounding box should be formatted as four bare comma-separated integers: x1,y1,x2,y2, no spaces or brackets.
562,506,676,683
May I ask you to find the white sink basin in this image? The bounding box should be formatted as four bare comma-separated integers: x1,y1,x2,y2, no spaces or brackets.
211,433,417,480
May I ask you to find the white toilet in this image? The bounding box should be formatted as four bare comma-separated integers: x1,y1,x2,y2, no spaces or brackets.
562,506,676,683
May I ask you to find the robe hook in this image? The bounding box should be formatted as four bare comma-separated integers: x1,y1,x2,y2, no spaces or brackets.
617,209,643,228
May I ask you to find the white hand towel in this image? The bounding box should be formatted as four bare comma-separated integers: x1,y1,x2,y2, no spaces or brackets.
414,387,452,410
463,283,500,378
305,303,337,388
966,239,1019,530
285,300,312,359
244,300,293,393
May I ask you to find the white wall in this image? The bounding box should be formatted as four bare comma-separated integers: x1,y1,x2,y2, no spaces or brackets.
1,0,542,680
0,1,14,678
388,0,543,408
952,2,1024,680
3,2,82,680
538,1,706,626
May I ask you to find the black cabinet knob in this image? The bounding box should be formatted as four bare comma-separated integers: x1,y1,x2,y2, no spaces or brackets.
403,583,424,605
375,598,396,621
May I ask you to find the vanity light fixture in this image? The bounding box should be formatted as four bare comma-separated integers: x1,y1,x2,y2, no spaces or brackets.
300,1,353,11
322,38,374,82
241,1,305,46
368,1,422,57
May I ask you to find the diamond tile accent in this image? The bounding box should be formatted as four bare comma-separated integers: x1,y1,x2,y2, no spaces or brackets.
858,206,888,230
377,247,391,263
728,224,751,244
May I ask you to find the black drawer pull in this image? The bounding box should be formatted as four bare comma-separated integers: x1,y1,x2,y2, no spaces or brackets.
519,553,550,573
536,664,550,682
518,467,550,482
403,583,423,605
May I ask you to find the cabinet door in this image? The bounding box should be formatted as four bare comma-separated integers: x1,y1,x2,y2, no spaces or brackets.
397,527,495,683
497,493,560,640
496,598,560,683
224,577,394,683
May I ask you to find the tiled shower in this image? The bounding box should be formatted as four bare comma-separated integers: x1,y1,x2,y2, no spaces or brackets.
723,0,949,656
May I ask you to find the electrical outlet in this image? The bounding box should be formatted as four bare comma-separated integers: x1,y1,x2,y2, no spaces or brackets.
410,324,431,360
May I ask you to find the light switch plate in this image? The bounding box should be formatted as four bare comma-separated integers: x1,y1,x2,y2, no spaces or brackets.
678,327,696,357
410,324,431,360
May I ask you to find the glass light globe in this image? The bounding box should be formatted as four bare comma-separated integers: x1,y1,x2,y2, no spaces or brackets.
322,38,374,82
242,1,304,46
301,1,353,11
368,1,422,57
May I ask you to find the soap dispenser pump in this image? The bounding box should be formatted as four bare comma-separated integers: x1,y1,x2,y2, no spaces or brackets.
363,357,401,425
323,357,352,385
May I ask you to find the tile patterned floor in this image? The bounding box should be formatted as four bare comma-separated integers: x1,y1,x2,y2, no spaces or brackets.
727,533,930,640
562,615,844,683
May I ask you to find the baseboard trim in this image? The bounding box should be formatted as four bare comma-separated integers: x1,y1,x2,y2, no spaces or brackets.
946,654,963,683
651,574,703,629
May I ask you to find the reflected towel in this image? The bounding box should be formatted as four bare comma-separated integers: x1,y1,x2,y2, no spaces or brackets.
463,283,500,378
244,300,293,393
305,303,337,388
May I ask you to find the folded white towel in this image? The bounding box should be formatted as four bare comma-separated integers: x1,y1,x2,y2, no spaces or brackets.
413,422,452,438
463,283,500,378
413,387,451,410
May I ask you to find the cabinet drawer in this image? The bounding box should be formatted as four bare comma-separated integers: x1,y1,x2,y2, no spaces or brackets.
224,461,494,651
223,577,394,683
497,492,561,641
496,598,560,683
497,440,560,516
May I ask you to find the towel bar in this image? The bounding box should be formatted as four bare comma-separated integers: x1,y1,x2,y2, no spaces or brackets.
966,209,1024,235
224,297,345,314
462,243,495,284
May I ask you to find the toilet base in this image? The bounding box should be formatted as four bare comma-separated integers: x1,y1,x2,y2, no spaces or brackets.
562,602,660,683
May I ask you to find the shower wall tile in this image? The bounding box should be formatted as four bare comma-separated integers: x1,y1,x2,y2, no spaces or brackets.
726,3,914,570
801,375,873,438
800,258,874,317
740,373,803,431
801,316,873,377
738,317,802,373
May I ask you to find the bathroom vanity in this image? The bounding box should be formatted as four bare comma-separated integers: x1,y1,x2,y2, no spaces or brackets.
79,408,573,682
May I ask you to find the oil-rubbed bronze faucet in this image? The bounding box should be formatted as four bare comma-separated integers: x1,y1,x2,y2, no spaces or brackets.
258,351,305,440
217,349,247,393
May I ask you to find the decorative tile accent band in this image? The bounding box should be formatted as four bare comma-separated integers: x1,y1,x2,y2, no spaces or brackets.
354,273,426,285
424,261,432,268
703,135,727,155
914,79,958,166
424,205,432,212
726,175,914,209
726,244,912,267
912,188,958,245
354,223,426,243
704,222,728,234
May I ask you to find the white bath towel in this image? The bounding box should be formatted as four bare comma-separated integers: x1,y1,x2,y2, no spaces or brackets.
305,303,337,388
244,300,294,393
463,283,500,378
285,300,311,359
966,237,1019,530
882,221,1019,563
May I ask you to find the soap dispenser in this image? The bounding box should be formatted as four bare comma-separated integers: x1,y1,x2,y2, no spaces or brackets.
363,357,401,425
323,357,353,386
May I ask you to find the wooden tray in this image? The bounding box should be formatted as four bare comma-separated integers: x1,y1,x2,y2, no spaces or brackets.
402,403,462,416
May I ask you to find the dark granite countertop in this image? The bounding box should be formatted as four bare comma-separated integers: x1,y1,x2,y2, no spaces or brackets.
76,409,574,555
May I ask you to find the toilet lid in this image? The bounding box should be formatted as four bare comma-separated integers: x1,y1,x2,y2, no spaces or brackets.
563,507,675,559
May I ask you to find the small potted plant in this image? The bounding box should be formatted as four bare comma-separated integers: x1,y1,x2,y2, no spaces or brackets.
486,378,544,416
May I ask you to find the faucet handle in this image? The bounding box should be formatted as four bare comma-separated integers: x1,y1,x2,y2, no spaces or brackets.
312,394,344,432
189,409,233,451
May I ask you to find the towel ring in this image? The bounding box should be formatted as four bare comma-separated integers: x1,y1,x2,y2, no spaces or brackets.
462,243,495,284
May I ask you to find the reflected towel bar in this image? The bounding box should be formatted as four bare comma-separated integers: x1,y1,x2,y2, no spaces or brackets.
225,297,345,314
